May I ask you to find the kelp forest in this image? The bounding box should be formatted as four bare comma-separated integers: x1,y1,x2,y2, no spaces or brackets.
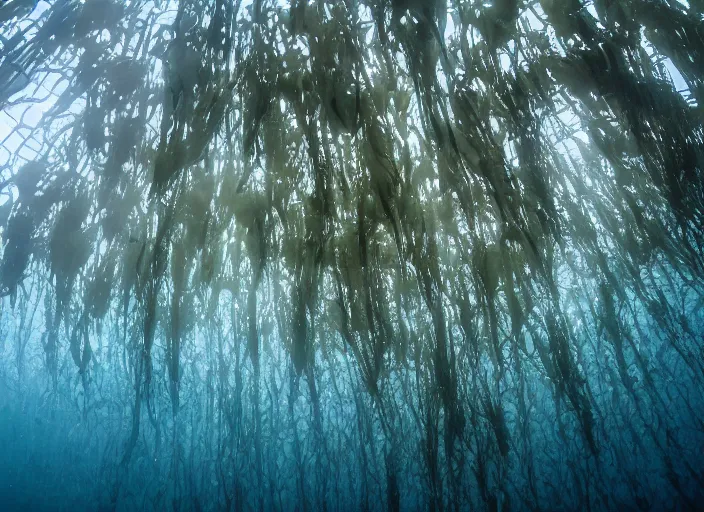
0,0,703,510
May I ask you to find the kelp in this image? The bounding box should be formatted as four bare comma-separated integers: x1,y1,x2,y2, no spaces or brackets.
1,0,704,511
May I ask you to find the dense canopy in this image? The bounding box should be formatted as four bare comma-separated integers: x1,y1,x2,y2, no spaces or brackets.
1,0,703,510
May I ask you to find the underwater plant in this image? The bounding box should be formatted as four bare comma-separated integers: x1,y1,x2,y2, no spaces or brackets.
0,0,703,510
